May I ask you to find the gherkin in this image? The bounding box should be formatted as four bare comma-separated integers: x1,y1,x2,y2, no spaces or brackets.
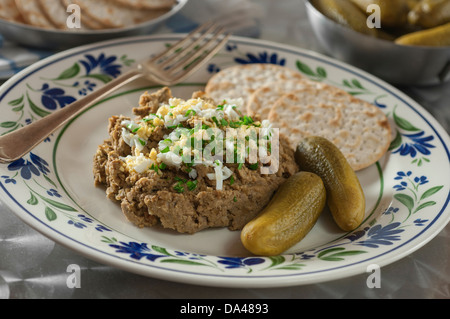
295,136,365,232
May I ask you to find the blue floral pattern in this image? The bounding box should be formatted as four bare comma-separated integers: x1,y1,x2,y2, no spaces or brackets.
80,53,122,80
389,107,436,167
353,223,403,248
39,84,76,110
217,257,265,269
234,52,286,65
392,131,435,158
7,152,49,180
1,152,114,233
110,242,165,262
0,52,126,145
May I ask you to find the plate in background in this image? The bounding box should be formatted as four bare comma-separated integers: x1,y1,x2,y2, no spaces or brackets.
0,0,188,50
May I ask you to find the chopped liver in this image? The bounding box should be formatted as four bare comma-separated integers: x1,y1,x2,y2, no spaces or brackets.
93,87,298,234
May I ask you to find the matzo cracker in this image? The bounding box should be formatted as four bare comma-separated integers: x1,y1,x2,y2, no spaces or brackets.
205,63,304,111
268,85,391,171
246,79,325,119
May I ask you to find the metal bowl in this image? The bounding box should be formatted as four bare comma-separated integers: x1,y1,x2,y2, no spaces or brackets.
0,0,188,51
305,0,450,86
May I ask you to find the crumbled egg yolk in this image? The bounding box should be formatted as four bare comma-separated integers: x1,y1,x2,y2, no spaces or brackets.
122,153,154,174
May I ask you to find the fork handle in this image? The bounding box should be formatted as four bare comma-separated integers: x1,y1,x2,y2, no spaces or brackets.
0,68,143,163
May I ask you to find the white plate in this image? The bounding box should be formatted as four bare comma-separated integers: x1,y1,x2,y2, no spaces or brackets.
0,35,449,288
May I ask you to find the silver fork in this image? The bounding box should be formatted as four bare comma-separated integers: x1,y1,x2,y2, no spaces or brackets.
0,22,230,163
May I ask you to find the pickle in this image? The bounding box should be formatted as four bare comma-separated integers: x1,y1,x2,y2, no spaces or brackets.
311,0,378,36
294,136,365,232
241,171,326,256
408,0,450,28
350,0,410,27
395,22,450,46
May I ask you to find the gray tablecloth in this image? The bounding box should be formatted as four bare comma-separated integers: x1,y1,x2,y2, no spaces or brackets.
1,0,449,299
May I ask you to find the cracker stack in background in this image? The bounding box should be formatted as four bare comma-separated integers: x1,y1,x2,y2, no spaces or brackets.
0,0,175,30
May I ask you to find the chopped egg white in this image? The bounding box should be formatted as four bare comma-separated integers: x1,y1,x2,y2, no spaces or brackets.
119,95,271,190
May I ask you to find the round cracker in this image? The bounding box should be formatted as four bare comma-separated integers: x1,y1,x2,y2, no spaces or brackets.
0,0,25,23
112,0,175,9
72,0,169,28
38,0,67,29
268,85,391,171
246,79,326,119
205,63,304,111
15,0,56,29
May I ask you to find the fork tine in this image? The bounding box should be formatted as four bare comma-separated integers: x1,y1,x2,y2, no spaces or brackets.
149,21,215,63
156,23,222,70
161,27,229,80
172,32,230,83
145,32,229,86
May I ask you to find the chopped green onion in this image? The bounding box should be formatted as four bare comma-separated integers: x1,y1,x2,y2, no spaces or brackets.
174,183,184,193
185,109,196,117
160,146,170,153
187,180,198,191
150,164,159,173
240,115,254,125
229,121,241,128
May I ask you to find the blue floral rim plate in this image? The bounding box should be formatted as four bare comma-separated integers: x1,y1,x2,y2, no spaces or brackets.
0,34,449,288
